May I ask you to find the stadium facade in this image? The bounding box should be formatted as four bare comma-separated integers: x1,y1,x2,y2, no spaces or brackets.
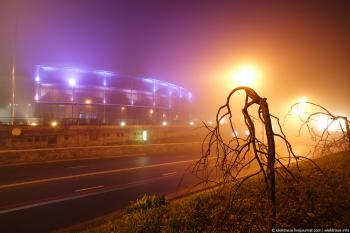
34,65,193,125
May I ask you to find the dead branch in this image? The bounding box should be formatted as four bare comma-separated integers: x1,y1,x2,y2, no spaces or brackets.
193,86,314,232
286,101,350,155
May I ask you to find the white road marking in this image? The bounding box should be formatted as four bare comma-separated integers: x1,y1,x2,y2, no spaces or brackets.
0,158,199,190
75,185,104,192
162,172,177,176
0,175,177,214
0,153,147,167
0,142,202,153
67,165,88,169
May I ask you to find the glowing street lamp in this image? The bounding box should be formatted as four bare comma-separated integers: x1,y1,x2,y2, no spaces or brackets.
35,75,40,83
85,99,92,104
315,115,346,132
68,78,76,87
315,115,329,131
162,121,168,126
233,65,259,87
51,121,58,127
292,97,308,116
298,97,308,104
120,121,126,127
142,130,148,141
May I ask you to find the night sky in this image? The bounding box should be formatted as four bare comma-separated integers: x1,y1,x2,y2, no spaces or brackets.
1,0,350,118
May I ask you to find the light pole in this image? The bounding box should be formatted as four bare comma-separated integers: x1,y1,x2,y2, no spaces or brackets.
71,87,74,124
10,8,19,125
103,75,107,124
69,78,76,124
10,59,16,125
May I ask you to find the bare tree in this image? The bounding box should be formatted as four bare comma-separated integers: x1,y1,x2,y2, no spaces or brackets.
286,101,350,155
193,87,317,232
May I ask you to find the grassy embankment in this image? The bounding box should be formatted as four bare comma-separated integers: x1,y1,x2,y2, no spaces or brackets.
81,151,350,233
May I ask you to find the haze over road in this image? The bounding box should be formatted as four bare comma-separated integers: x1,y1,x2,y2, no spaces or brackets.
0,148,203,233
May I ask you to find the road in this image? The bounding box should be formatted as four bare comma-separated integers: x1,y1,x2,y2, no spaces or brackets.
0,147,204,233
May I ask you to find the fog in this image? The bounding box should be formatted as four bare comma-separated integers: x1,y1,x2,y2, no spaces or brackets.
1,0,350,121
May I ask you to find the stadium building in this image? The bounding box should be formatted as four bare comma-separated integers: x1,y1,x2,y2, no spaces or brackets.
33,65,193,125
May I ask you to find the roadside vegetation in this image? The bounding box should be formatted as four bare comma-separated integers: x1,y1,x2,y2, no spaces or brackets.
80,150,350,233
81,88,350,233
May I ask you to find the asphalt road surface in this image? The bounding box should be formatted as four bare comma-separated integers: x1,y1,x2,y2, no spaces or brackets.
0,147,204,233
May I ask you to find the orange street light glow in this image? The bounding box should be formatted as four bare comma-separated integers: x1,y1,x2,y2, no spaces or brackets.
233,65,259,87
292,97,309,116
316,115,346,132
298,97,308,104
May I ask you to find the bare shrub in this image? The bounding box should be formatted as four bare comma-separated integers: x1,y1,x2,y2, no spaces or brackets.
193,86,318,232
286,101,350,156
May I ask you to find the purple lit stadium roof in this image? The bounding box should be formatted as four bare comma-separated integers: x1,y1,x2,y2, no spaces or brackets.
34,65,193,109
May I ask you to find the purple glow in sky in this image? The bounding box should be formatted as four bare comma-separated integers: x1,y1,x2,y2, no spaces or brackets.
0,0,350,118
